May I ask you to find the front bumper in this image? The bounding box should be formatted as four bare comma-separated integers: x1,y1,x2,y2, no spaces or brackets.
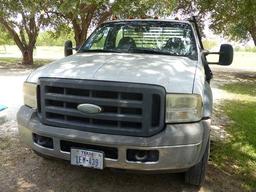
17,105,210,171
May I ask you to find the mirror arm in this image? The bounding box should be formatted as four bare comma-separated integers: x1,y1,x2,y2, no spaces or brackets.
203,51,222,65
203,51,223,56
206,62,220,65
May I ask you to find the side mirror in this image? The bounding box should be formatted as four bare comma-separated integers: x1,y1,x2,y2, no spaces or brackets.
64,40,73,57
219,44,233,66
204,44,233,65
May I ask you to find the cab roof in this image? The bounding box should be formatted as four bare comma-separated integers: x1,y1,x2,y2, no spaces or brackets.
103,19,191,25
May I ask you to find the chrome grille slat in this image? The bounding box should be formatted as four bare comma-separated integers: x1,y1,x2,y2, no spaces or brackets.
44,118,143,132
45,93,143,108
45,106,143,122
39,78,165,137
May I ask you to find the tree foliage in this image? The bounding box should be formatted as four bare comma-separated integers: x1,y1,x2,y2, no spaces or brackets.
0,26,13,45
0,0,50,65
0,0,177,64
36,30,74,46
3,0,256,67
47,0,176,47
205,0,256,46
177,0,256,46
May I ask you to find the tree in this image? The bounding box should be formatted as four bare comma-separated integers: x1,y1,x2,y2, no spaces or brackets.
206,0,256,46
0,26,13,46
177,0,256,46
0,1,49,65
48,0,176,47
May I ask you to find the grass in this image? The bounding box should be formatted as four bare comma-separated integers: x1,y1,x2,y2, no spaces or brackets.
0,57,53,69
207,51,256,68
0,45,256,69
232,52,256,68
212,82,256,191
234,46,256,52
221,82,256,96
0,137,12,150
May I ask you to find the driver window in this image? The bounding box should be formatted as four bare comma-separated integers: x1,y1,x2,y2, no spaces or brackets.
115,29,123,47
91,27,110,50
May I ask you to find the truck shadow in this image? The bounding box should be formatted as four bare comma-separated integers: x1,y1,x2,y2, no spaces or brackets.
0,140,241,192
28,158,201,192
0,139,201,192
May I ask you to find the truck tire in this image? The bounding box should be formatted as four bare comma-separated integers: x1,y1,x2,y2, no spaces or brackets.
185,139,210,186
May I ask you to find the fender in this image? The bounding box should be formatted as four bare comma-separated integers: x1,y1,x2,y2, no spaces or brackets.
203,81,213,118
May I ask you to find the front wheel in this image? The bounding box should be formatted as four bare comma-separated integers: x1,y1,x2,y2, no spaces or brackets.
185,139,210,186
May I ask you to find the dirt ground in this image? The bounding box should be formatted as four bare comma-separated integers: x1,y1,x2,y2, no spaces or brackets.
0,67,255,192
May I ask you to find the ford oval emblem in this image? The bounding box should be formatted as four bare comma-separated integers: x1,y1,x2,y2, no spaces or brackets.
77,104,102,114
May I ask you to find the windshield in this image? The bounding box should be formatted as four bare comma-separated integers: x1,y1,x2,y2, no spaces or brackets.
80,21,198,60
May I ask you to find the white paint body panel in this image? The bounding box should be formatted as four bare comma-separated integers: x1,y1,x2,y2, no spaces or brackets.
27,53,203,94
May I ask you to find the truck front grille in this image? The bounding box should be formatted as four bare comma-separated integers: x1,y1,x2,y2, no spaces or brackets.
39,78,165,137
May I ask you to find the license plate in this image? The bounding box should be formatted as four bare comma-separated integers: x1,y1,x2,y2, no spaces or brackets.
70,148,104,169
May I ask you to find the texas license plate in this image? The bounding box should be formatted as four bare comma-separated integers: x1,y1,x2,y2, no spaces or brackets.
70,148,104,169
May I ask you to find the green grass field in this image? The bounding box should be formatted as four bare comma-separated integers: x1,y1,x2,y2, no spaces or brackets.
0,45,63,61
232,52,256,68
0,57,53,69
207,51,256,68
222,82,256,96
213,82,256,191
0,45,255,69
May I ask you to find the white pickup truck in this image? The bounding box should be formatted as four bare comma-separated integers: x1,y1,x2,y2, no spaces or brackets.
17,18,233,186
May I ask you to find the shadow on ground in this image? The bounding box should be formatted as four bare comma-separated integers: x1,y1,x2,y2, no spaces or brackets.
0,136,245,192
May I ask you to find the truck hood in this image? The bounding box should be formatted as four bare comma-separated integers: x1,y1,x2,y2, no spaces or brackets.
27,53,198,93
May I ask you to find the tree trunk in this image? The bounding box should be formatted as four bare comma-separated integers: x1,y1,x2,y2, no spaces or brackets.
73,25,89,48
251,33,256,46
78,28,88,47
21,48,33,65
249,27,256,46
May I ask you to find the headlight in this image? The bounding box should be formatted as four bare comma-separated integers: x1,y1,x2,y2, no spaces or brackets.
166,94,203,123
23,82,37,108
